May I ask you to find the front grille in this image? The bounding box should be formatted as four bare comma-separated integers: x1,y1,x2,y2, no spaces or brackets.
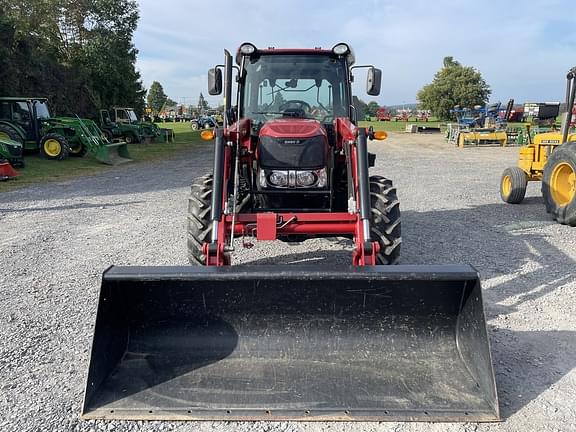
258,135,326,169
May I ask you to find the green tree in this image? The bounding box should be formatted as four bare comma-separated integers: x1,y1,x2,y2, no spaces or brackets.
198,93,209,112
352,96,367,120
147,81,169,113
0,0,145,116
417,56,491,120
366,101,380,118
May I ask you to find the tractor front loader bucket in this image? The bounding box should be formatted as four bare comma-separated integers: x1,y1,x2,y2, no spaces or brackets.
82,265,499,422
94,142,132,165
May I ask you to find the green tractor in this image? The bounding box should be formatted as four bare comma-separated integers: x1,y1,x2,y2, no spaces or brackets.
0,97,131,165
0,135,24,168
98,107,161,143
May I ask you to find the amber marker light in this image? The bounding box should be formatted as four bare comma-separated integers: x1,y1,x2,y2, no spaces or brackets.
201,130,215,141
373,131,388,140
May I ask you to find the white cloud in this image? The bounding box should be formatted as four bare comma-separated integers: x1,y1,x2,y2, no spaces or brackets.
135,0,576,106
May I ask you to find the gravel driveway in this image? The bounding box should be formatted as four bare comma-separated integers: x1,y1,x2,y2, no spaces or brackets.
1,133,575,432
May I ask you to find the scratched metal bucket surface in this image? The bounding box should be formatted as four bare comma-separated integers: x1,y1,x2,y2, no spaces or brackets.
81,265,499,422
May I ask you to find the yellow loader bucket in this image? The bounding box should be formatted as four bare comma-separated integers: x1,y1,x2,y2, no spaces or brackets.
81,265,499,422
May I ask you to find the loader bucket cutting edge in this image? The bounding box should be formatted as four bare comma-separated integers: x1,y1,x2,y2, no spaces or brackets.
82,265,499,422
95,143,132,165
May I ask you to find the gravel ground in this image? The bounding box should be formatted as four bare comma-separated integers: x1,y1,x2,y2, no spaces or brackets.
1,133,575,432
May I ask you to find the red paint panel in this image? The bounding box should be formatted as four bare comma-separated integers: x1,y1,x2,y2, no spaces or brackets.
260,119,326,139
256,213,277,240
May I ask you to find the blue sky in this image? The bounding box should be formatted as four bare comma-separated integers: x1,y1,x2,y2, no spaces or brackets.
134,0,576,108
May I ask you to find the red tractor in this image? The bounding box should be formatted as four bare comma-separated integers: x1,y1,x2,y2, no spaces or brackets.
376,106,391,121
393,109,410,121
415,109,430,122
81,42,497,423
189,43,399,266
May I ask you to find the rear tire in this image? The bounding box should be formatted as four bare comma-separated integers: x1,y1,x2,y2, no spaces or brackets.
500,167,528,204
542,142,576,226
370,175,401,265
0,124,23,144
187,175,214,265
40,133,70,160
0,125,24,167
190,122,199,131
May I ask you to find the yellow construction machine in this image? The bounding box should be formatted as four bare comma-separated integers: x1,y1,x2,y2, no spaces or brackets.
500,67,576,226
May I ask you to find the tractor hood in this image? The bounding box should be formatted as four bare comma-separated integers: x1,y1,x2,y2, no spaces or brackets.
257,119,328,170
259,118,326,140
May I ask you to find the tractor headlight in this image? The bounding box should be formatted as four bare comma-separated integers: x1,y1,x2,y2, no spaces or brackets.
315,168,327,188
268,170,289,187
261,168,328,188
296,171,316,187
239,42,257,55
332,43,349,56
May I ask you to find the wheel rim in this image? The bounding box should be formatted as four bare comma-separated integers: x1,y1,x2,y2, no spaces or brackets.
502,175,512,197
550,162,576,206
44,139,62,157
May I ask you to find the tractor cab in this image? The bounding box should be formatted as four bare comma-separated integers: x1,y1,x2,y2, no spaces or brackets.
0,97,51,149
112,107,139,124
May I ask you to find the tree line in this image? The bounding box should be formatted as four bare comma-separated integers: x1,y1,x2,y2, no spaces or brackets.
0,0,145,117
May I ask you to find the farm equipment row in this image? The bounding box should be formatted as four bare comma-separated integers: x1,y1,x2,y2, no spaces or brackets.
0,97,132,166
97,107,163,144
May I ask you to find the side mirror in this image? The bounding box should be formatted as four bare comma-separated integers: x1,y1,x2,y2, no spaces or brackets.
208,68,222,95
366,67,382,96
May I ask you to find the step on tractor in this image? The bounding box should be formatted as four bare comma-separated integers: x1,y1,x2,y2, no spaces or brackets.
82,43,498,422
0,97,131,165
500,67,576,226
98,107,161,143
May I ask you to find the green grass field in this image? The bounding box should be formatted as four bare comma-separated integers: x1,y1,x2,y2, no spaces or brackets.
0,122,203,192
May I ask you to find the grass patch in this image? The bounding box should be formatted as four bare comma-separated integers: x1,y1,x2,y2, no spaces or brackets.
0,121,204,192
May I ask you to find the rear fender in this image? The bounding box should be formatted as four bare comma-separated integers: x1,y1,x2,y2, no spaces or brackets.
0,121,26,141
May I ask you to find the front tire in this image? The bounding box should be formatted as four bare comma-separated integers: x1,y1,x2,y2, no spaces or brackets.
542,142,576,225
500,166,528,204
187,175,213,265
40,133,70,160
370,175,401,264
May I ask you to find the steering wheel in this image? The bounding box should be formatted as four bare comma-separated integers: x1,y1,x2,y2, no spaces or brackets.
279,100,312,116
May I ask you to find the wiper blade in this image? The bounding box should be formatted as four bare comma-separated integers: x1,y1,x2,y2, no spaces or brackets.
252,111,306,118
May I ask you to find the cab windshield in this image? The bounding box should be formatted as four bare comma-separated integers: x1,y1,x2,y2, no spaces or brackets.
35,101,51,119
241,54,349,125
127,110,138,122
